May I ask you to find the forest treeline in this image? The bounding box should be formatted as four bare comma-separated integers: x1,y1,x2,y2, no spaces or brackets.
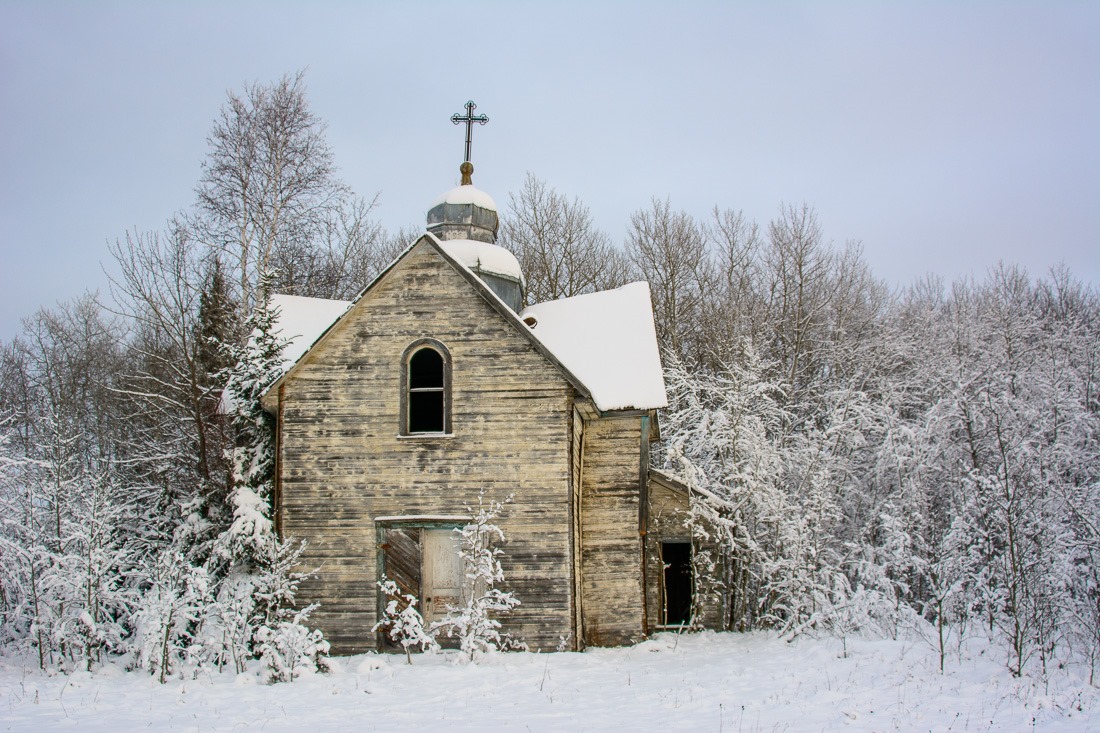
1,74,1097,682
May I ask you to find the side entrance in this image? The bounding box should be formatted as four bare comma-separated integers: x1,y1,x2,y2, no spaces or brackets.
660,541,693,627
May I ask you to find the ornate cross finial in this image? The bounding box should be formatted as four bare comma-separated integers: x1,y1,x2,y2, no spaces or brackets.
451,100,488,185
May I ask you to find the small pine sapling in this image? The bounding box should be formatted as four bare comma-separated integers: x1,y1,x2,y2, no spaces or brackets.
372,578,438,663
433,492,521,661
251,539,330,683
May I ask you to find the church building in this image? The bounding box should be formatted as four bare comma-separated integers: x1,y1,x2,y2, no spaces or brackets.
259,107,700,653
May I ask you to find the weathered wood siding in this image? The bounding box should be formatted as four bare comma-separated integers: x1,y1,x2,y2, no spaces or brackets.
571,407,585,649
277,241,575,654
579,414,646,646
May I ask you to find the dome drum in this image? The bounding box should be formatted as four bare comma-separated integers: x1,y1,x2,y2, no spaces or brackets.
426,201,498,244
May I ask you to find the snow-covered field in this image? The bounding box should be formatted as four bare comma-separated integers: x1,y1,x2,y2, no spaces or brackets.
1,632,1095,732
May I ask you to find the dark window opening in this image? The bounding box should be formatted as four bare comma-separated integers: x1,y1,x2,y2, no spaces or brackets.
407,347,445,433
662,542,693,626
409,391,444,433
409,348,443,390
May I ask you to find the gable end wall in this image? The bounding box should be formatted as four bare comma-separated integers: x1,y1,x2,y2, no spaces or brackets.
276,244,575,653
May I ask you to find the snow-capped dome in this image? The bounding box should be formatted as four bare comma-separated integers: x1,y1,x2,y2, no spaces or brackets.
426,162,521,309
440,239,522,282
430,184,498,211
426,163,500,245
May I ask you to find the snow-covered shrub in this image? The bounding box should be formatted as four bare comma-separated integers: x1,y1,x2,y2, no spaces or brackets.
432,493,521,661
195,568,258,674
131,551,211,682
194,538,327,680
255,607,330,684
373,578,438,663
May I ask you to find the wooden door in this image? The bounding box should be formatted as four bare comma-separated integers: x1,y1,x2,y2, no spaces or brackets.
421,529,463,625
379,526,422,651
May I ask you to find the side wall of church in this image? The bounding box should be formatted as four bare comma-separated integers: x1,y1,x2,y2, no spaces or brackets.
578,414,647,646
276,243,575,654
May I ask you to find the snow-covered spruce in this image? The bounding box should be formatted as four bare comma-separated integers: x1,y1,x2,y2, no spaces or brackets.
205,276,329,682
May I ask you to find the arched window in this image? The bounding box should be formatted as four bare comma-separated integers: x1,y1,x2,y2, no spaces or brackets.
402,340,451,435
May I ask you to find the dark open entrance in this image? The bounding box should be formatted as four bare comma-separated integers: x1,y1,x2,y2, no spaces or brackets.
662,542,693,627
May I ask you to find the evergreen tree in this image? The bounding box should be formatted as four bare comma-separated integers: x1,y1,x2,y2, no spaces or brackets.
218,271,282,570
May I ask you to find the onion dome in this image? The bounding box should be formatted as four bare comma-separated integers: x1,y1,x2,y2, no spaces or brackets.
426,162,500,244
427,161,523,311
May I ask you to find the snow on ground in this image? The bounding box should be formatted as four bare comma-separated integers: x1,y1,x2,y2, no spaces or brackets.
1,632,1095,732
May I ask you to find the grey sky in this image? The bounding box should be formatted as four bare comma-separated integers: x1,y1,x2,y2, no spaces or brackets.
1,1,1097,341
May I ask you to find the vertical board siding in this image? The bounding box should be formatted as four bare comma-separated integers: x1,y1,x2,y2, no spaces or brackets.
571,407,585,650
278,244,574,654
378,526,422,651
579,414,646,646
382,527,422,601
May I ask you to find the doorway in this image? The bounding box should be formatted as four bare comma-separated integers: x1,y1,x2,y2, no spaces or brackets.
378,524,463,651
661,541,693,627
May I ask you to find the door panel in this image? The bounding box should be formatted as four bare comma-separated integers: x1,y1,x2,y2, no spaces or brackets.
382,526,422,600
422,529,463,624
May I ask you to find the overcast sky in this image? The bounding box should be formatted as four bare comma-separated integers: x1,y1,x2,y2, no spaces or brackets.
1,1,1097,341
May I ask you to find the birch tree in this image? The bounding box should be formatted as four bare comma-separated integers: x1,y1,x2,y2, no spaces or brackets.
194,71,351,311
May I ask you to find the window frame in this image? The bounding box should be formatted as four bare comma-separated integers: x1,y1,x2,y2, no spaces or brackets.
399,339,453,437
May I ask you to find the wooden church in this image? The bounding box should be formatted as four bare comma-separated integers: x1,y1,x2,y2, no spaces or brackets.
259,111,701,653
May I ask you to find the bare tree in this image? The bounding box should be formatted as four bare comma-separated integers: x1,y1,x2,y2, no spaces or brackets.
106,224,230,524
500,174,629,305
759,203,835,408
270,193,387,300
698,208,764,365
626,198,709,364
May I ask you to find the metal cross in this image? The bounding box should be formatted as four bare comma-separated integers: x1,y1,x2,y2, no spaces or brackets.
451,100,488,164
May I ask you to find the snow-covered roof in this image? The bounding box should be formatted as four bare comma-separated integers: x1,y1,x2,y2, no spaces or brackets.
269,294,351,371
258,241,666,416
520,283,668,412
440,239,523,283
222,294,351,414
430,184,498,211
